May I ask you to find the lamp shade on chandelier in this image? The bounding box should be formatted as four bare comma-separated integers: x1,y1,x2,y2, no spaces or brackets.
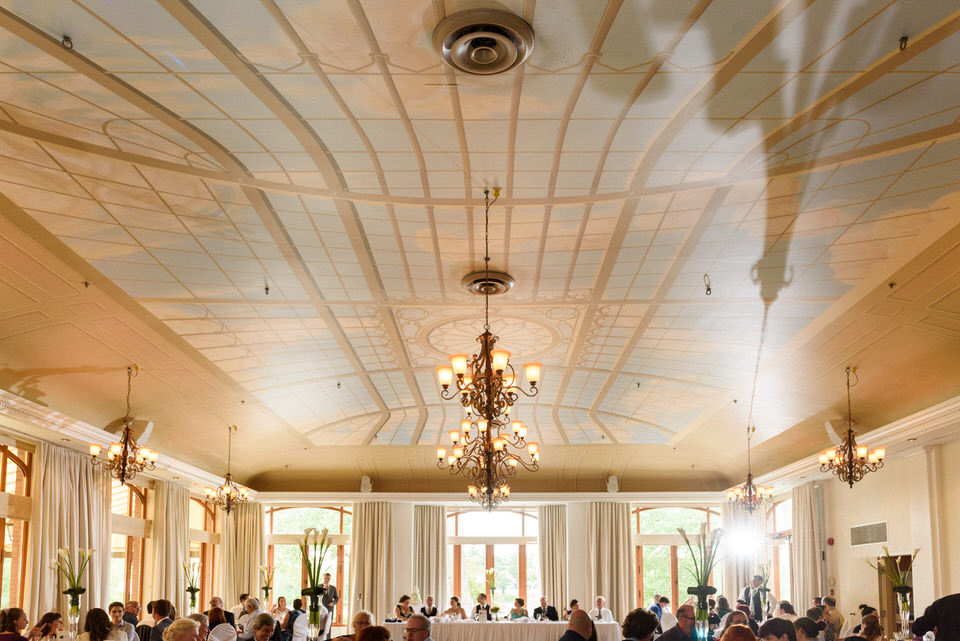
205,425,250,513
819,367,885,487
89,365,158,483
434,188,542,510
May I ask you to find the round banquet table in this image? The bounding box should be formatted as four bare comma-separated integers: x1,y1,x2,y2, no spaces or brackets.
384,620,620,641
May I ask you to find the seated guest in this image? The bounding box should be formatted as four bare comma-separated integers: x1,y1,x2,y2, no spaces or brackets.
332,611,372,641
588,596,614,623
510,598,528,620
621,607,659,641
109,602,139,641
185,615,208,641
776,602,798,622
811,599,822,609
355,628,390,641
161,620,197,641
560,610,594,641
282,600,304,639
79,609,124,641
851,607,877,635
232,596,250,620
394,596,414,621
150,601,174,641
0,608,30,641
207,609,235,641
720,625,756,641
709,599,721,627
913,593,960,640
27,613,62,641
249,614,275,641
472,594,491,621
402,615,430,641
419,597,437,618
650,596,663,618
534,597,558,621
735,606,759,634
717,597,734,620
652,597,670,620
238,600,265,641
759,617,797,641
206,599,235,628
442,598,466,620
846,615,881,641
271,598,289,623
123,604,141,628
659,605,696,641
794,618,821,641
721,611,755,638
563,600,581,622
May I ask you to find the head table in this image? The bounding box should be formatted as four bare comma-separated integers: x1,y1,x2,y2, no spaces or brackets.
384,620,620,641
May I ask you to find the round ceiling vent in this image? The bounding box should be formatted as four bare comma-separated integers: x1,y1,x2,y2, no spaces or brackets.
461,270,515,296
433,9,534,75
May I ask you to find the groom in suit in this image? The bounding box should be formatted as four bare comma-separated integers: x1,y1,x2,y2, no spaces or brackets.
420,596,438,618
739,576,763,621
534,596,559,621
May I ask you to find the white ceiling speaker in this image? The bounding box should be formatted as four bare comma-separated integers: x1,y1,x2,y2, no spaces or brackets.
606,475,619,493
433,9,534,75
461,270,515,296
360,475,373,493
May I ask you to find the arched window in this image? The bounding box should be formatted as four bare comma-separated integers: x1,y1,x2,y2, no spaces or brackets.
446,508,539,606
0,446,31,608
631,506,721,609
265,507,351,626
108,480,147,605
766,499,792,602
190,498,217,609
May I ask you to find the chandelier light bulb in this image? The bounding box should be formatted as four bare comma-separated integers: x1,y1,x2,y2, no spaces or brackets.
468,485,478,496
447,455,457,465
493,438,505,451
461,419,471,433
436,366,454,388
875,447,885,460
518,425,527,439
868,452,878,464
450,354,468,377
511,420,522,434
448,430,459,443
478,419,488,432
453,446,464,458
491,349,510,372
89,444,102,457
508,458,518,467
462,374,473,389
523,362,541,386
527,442,538,454
437,447,446,459
502,373,516,388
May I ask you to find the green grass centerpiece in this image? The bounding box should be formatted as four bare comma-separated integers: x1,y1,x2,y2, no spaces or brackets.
678,523,723,641
182,562,201,613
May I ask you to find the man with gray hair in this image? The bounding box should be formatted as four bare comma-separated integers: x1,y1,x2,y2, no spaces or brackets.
185,614,209,641
238,598,264,640
588,596,614,622
403,614,432,641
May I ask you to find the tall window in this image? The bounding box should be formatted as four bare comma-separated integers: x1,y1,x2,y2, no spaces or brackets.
632,506,721,608
0,446,31,608
766,500,792,602
189,498,217,609
265,507,351,625
108,480,146,604
446,509,539,607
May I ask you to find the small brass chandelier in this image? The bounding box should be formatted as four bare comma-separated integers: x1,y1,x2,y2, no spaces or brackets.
205,425,250,514
819,367,885,488
434,188,541,510
727,422,773,512
89,365,158,482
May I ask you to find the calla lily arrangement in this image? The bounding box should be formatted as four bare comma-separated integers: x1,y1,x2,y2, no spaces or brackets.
52,547,93,593
678,523,723,634
259,565,275,602
182,561,201,594
867,547,919,607
298,528,331,629
485,567,496,594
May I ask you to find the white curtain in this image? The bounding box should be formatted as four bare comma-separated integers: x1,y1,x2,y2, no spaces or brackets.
151,480,189,615
537,505,567,610
791,482,822,610
220,501,264,607
350,502,393,623
585,502,633,622
720,501,766,603
413,505,446,606
27,442,111,622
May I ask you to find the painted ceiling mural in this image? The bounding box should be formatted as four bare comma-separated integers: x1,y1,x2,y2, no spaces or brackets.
0,0,959,491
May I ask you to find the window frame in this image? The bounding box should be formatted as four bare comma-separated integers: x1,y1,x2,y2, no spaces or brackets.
766,499,793,602
189,497,218,609
110,481,147,605
0,446,31,608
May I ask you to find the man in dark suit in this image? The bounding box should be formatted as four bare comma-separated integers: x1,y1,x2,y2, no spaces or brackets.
122,602,141,627
473,594,491,621
533,596,558,621
150,600,173,641
205,597,236,627
321,574,339,614
419,596,438,618
913,593,960,640
739,575,763,621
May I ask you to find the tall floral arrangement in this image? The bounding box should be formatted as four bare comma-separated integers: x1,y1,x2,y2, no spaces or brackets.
757,562,771,617
868,547,918,641
182,562,201,612
259,565,275,605
298,528,332,633
52,548,94,634
678,523,723,640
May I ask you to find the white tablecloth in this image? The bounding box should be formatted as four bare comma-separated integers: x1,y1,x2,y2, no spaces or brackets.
384,620,619,641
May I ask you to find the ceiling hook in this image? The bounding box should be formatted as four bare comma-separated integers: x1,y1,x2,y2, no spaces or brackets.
899,36,908,51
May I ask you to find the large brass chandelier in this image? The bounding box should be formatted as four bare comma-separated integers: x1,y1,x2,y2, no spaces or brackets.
89,365,158,482
205,425,250,514
434,188,541,510
819,367,885,488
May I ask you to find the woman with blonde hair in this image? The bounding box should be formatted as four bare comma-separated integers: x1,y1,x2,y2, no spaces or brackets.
161,618,199,641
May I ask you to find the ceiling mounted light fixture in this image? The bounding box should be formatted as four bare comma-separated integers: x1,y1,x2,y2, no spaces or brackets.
433,9,534,75
89,365,158,482
819,367,885,488
205,425,250,514
435,188,541,510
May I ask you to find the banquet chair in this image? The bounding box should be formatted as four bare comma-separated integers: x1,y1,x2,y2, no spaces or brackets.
660,611,678,632
292,613,308,641
209,623,237,641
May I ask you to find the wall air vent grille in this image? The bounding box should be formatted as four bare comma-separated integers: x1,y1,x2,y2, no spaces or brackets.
850,521,887,546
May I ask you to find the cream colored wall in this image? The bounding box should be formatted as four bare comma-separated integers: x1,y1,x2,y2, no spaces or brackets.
823,436,960,619
938,438,960,595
